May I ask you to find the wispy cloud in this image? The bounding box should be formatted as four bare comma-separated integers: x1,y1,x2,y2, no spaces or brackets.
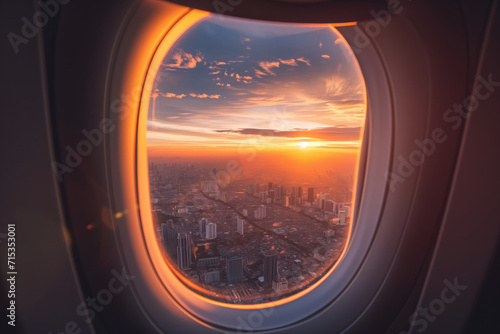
189,93,220,99
297,57,311,66
216,126,361,142
165,49,203,69
149,15,366,149
254,69,267,78
279,58,299,66
259,61,280,75
157,92,186,99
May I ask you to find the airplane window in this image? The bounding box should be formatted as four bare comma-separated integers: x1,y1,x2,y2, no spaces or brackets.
144,13,366,304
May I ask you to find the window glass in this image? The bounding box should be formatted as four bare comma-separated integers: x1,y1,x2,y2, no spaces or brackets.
147,14,366,304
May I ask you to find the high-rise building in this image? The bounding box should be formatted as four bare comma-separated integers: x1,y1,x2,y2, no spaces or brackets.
339,210,346,225
226,256,243,283
204,270,220,284
206,223,217,239
254,205,267,219
284,196,289,207
247,183,255,194
236,217,244,236
242,209,248,217
298,186,303,200
308,188,315,204
264,252,278,289
199,218,207,238
160,222,167,240
325,200,335,213
177,232,192,270
260,193,266,203
268,189,274,202
344,205,351,218
255,183,260,193
317,193,326,209
160,222,167,253
165,219,178,257
268,182,273,194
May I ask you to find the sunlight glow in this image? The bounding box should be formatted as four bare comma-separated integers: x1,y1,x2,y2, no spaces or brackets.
139,9,366,309
299,141,310,148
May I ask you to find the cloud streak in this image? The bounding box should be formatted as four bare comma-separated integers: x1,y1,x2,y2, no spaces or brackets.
165,49,203,69
215,126,362,142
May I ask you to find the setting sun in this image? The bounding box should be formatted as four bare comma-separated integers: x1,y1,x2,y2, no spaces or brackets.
299,141,310,148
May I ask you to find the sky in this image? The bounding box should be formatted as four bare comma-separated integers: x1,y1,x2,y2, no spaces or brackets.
147,15,366,157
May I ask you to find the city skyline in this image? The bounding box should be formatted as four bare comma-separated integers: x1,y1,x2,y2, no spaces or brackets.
146,14,364,303
150,159,353,303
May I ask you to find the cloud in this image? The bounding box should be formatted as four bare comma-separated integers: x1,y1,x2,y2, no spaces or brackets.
165,49,203,69
188,93,221,99
323,75,355,96
321,55,330,59
279,59,298,66
215,126,361,141
334,38,343,44
256,58,311,76
209,71,220,75
259,61,280,75
297,57,311,65
158,92,186,99
189,93,220,99
254,69,267,78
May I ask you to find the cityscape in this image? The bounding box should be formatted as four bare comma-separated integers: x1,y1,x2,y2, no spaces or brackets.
149,157,355,303
146,14,365,303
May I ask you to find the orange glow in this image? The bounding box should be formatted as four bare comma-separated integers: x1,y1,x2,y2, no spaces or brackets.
136,7,366,312
299,141,310,148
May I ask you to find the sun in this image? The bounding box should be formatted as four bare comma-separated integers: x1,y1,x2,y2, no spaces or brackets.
299,141,310,148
